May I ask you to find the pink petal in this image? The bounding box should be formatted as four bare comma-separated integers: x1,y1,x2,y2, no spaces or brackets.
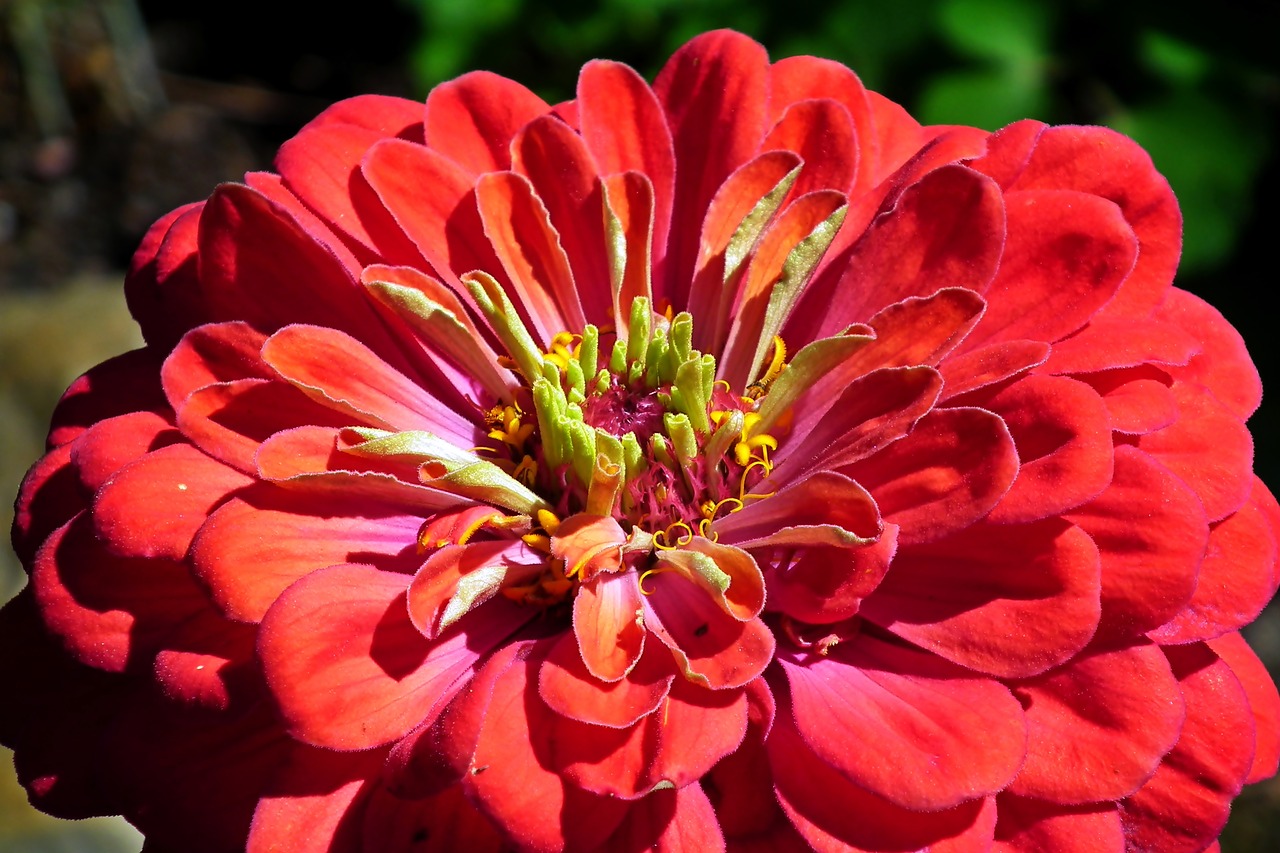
1007,641,1184,802
578,60,675,276
424,71,551,176
1208,631,1280,783
538,632,673,728
92,443,251,561
1138,380,1255,522
860,519,1100,678
654,30,769,306
770,699,996,851
980,375,1114,523
781,634,1026,810
573,570,647,681
1155,287,1262,420
192,486,422,622
1065,445,1205,640
845,406,1017,546
1149,477,1277,643
993,798,1123,853
257,563,520,750
1119,643,1255,852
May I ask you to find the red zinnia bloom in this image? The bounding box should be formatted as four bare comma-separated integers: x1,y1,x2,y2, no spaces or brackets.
4,30,1277,853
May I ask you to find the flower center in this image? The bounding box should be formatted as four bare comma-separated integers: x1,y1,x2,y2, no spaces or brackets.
479,296,783,542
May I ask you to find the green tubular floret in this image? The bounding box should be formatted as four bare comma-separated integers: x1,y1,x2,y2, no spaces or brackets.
463,271,544,383
532,378,570,470
578,324,599,378
673,358,711,434
663,412,698,466
566,358,586,399
610,339,628,374
627,297,651,367
644,332,668,388
670,312,693,363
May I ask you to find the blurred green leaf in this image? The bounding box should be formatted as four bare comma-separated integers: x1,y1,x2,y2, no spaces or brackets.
937,0,1050,64
917,66,1048,129
1140,30,1211,85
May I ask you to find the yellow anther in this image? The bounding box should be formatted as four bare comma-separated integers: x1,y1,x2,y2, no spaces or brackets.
746,335,788,400
512,455,538,486
543,331,581,371
739,459,776,502
522,533,552,554
536,508,562,535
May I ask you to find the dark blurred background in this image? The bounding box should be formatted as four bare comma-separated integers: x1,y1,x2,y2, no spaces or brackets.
1,0,1277,849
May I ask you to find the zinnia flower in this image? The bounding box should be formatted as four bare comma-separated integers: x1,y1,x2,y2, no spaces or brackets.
4,29,1277,852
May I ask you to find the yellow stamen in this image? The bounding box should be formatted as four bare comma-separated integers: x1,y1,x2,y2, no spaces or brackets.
746,335,787,399
653,520,694,550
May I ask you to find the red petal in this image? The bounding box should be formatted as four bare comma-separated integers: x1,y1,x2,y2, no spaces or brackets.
781,634,1026,810
69,410,178,495
961,189,1136,348
993,798,1123,853
642,581,775,690
764,526,897,624
1155,287,1262,420
1119,643,1255,852
654,30,769,306
712,470,881,551
124,202,209,348
258,563,517,750
1008,126,1181,321
361,138,504,288
791,165,1003,343
475,170,585,342
938,338,1050,400
573,570,647,681
407,541,541,639
47,347,167,448
161,320,271,408
768,55,875,193
511,115,613,324
772,366,943,484
192,486,421,622
1138,380,1255,522
770,700,995,851
261,323,477,441
861,519,1100,678
539,632,673,728
1080,365,1177,434
1208,631,1280,783
197,183,384,339
845,406,1017,546
1149,477,1277,643
1043,315,1200,374
1007,641,1184,802
248,745,381,853
424,71,550,175
603,784,726,853
32,513,213,674
12,442,82,566
360,780,506,853
1065,445,1205,640
549,678,749,800
578,60,675,274
763,98,857,199
463,652,631,850
980,375,1114,523
92,443,251,561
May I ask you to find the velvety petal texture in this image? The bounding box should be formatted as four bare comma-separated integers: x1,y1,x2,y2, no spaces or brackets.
3,28,1274,853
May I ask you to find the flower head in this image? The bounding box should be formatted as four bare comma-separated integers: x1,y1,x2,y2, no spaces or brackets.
4,29,1278,853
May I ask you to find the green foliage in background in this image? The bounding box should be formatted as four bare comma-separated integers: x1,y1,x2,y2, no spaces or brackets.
399,0,1277,278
